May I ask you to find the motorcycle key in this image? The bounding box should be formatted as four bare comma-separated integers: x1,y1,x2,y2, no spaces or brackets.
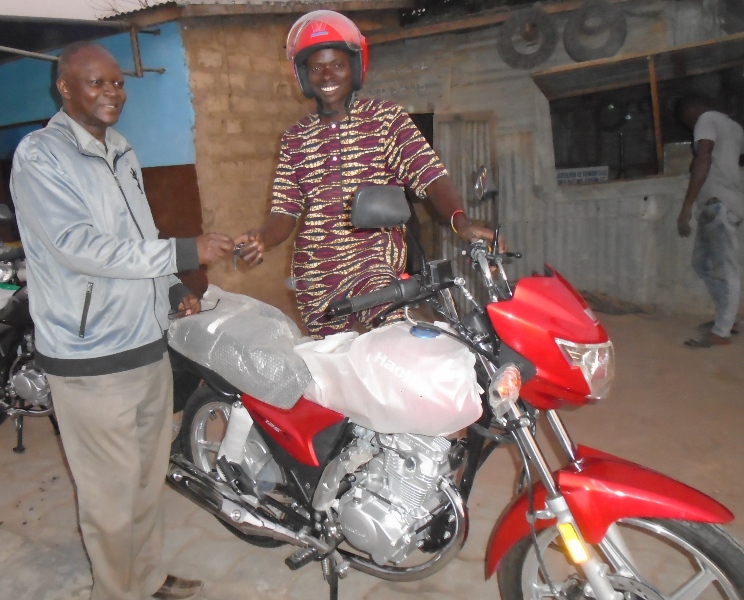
233,243,245,270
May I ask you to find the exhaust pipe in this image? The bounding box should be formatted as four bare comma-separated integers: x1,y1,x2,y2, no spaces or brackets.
167,456,328,551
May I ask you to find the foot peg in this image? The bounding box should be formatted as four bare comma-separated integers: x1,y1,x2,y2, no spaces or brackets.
285,547,319,570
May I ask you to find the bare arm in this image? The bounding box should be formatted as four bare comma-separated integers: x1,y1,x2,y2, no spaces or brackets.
234,212,297,267
678,138,713,237
424,176,495,243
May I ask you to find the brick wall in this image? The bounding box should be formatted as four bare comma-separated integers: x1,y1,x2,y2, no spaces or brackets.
181,15,313,329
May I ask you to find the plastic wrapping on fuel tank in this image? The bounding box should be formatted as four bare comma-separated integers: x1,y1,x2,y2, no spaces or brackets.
294,322,482,436
167,285,311,408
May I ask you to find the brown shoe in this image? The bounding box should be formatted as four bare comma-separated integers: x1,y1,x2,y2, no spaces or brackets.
684,332,732,348
153,575,204,600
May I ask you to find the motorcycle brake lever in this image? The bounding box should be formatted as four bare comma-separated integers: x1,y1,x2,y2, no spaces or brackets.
371,300,408,327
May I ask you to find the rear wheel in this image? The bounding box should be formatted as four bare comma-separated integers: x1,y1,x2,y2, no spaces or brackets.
498,519,744,600
179,386,286,548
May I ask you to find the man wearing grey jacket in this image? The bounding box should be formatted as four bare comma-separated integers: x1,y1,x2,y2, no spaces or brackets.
10,42,233,599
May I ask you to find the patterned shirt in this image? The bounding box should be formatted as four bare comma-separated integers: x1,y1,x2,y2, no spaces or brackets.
271,98,447,337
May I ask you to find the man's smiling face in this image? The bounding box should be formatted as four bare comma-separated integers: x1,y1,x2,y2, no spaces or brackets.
57,45,126,142
306,48,353,113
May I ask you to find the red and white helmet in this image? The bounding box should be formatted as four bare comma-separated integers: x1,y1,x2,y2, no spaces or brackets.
286,10,369,99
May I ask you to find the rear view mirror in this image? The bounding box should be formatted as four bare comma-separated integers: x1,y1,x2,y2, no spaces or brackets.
0,205,14,223
351,186,411,229
474,166,498,202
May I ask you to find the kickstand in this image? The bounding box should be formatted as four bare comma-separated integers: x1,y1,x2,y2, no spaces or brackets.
323,558,339,600
49,413,60,436
13,414,25,454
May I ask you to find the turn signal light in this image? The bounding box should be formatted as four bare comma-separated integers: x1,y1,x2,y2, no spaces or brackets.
495,364,521,402
488,364,522,418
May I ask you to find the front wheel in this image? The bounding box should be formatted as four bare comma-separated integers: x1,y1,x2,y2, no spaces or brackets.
498,519,744,600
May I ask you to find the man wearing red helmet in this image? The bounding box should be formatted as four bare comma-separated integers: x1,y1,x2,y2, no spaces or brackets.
236,10,494,337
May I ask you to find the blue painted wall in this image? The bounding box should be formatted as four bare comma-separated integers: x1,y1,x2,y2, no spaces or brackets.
0,22,195,167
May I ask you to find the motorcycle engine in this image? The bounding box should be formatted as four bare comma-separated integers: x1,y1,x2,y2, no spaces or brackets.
335,429,455,565
10,362,51,408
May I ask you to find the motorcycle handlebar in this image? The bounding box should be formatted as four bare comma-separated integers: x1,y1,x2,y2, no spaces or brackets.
469,241,522,264
326,277,423,318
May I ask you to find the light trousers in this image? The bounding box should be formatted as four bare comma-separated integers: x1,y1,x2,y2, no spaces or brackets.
692,199,742,338
48,354,173,600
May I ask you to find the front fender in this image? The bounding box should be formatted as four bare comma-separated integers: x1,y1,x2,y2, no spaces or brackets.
485,445,733,577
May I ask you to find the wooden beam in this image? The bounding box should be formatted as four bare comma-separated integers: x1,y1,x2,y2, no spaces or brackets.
533,30,744,78
366,0,631,45
648,55,663,175
536,77,651,101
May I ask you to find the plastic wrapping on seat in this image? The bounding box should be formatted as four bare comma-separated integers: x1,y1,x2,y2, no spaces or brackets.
167,285,311,408
294,322,482,436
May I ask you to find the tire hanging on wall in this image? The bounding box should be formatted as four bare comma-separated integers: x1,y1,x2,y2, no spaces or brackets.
496,7,558,70
563,0,628,63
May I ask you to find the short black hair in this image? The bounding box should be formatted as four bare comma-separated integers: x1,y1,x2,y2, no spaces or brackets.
56,41,109,81
674,95,710,124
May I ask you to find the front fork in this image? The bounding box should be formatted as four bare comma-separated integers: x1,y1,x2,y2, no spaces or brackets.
505,402,625,600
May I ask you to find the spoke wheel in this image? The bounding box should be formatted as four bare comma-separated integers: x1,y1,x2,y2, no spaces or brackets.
498,519,744,600
180,386,286,548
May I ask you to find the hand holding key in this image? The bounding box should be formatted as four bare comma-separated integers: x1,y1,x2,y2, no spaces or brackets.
233,230,264,269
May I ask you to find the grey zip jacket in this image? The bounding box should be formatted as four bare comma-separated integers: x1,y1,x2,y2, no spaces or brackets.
10,111,199,377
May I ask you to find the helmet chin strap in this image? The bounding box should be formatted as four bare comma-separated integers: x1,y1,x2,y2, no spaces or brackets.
316,91,356,119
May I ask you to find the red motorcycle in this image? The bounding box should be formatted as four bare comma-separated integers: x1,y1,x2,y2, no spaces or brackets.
167,182,744,600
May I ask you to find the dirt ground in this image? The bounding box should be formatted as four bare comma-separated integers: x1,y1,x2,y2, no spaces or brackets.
0,311,743,600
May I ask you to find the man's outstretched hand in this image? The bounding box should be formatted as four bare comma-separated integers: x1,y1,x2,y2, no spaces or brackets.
196,233,234,265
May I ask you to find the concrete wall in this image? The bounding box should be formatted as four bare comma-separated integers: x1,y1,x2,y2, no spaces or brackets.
360,0,741,316
180,14,313,324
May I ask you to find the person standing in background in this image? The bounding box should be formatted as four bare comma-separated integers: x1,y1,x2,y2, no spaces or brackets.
676,96,743,348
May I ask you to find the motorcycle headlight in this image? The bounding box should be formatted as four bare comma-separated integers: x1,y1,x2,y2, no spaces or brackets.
555,339,615,400
0,261,14,283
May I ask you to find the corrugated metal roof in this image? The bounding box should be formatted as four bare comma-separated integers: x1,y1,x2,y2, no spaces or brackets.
173,0,405,4
531,31,744,100
106,0,412,19
0,16,129,64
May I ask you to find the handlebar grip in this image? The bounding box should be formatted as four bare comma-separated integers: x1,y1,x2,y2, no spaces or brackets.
0,246,24,262
326,278,422,318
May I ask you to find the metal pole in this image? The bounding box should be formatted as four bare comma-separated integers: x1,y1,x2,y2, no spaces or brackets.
0,45,58,62
129,26,144,78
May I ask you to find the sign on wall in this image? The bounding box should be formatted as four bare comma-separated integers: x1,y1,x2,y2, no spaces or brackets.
556,166,609,184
